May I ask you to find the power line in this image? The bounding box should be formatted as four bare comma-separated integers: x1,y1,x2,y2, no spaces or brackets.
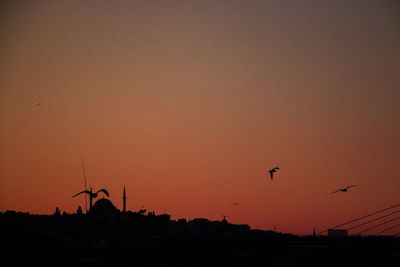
373,223,400,236
317,203,400,234
346,210,400,232
357,215,400,235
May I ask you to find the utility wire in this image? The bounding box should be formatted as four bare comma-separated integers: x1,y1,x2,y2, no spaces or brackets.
317,203,400,234
373,223,400,236
346,210,400,231
357,215,400,235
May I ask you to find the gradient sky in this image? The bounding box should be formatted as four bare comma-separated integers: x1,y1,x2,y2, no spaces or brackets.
1,0,399,235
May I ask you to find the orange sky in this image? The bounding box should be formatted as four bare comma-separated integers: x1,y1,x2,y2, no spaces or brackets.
1,1,399,235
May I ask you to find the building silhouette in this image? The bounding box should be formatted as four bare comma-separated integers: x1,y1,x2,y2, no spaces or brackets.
328,228,348,237
1,186,398,266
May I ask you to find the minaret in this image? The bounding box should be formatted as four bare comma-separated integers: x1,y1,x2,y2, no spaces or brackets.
123,185,127,213
89,186,93,211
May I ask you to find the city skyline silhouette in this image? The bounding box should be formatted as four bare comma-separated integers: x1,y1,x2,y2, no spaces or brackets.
1,0,399,236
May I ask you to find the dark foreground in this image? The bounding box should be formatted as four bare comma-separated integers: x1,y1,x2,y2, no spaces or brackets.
1,211,399,267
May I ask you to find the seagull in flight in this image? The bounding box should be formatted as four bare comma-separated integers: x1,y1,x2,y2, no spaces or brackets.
331,185,357,194
72,188,110,198
268,167,280,180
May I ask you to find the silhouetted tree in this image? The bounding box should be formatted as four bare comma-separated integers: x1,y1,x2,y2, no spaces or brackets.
139,208,147,215
148,211,156,217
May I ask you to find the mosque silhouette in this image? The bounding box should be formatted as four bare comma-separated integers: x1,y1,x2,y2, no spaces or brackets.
0,186,398,266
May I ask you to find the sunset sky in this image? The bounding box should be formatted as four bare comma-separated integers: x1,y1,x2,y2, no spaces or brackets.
1,0,399,235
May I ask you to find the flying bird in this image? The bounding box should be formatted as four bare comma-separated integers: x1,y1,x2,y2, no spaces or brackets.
72,188,110,198
331,185,357,194
232,202,239,206
268,167,280,180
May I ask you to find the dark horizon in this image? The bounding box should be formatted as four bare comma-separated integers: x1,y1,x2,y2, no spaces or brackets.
2,195,400,238
1,201,399,267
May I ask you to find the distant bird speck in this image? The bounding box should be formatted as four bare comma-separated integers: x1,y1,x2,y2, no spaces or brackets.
268,167,280,180
36,102,41,107
331,185,357,194
232,202,239,206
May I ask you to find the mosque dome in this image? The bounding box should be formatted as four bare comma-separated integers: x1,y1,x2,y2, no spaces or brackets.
90,198,119,218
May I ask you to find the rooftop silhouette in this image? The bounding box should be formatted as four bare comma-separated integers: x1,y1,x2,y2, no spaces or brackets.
1,188,400,266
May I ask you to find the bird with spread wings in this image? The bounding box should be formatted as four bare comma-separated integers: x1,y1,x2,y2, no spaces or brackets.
331,185,357,194
72,188,110,212
72,188,109,198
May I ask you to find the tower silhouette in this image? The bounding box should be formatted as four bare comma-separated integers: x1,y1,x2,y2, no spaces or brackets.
89,186,93,210
123,185,126,213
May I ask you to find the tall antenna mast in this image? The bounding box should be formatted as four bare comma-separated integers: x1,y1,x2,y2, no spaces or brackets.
82,157,88,213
